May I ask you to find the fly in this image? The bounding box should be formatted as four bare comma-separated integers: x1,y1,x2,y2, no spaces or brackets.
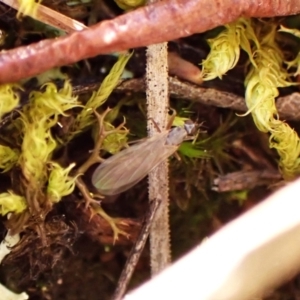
92,120,197,196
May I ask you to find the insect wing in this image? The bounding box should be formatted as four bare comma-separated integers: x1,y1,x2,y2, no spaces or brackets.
92,131,178,195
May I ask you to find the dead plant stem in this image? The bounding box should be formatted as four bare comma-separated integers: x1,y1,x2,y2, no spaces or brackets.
146,0,171,275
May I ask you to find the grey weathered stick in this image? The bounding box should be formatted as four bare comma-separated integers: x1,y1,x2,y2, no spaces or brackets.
115,77,300,121
146,0,171,275
111,199,161,300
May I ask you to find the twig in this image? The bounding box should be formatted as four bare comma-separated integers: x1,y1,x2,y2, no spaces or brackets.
0,0,86,33
1,77,299,133
111,199,161,300
117,77,248,110
146,0,171,275
74,109,129,241
0,0,299,83
115,77,300,121
65,199,141,246
212,169,282,192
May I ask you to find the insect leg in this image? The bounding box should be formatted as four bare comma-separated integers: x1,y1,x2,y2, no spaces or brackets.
147,117,161,133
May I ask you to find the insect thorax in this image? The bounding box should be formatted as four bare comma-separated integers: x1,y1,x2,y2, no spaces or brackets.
166,120,198,146
165,126,188,146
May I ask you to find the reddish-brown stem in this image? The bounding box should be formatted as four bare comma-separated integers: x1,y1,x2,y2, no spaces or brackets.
1,0,300,83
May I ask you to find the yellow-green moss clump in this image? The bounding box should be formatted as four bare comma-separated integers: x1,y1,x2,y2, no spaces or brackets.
202,18,300,179
114,0,145,10
0,53,131,226
17,0,41,18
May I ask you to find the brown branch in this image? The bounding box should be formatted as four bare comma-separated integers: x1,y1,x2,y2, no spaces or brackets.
0,0,299,83
1,77,299,131
212,169,282,192
116,77,300,121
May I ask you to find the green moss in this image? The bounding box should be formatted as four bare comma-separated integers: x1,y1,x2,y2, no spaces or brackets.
0,52,132,230
47,162,77,203
0,84,21,119
202,18,258,80
18,81,80,185
69,53,132,141
245,23,299,178
0,191,26,215
101,122,128,154
19,113,57,184
0,145,19,172
114,0,145,10
202,18,300,179
279,25,300,75
17,0,41,17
